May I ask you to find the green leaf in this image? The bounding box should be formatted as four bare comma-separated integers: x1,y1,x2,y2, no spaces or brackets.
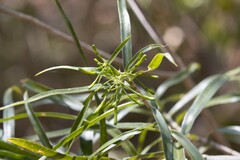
0,84,102,111
117,0,132,67
80,130,93,155
0,140,40,159
53,101,140,150
123,151,164,160
89,129,141,159
8,138,68,159
207,92,240,108
0,150,29,160
64,92,95,151
0,112,76,123
35,66,97,76
108,129,137,156
156,63,200,99
173,142,186,160
8,138,113,160
24,92,53,149
3,87,17,141
169,75,222,116
22,79,84,111
150,101,173,160
181,75,229,135
203,155,240,160
148,53,164,71
163,52,178,67
218,126,240,144
125,44,163,71
108,36,131,65
172,130,203,160
55,0,88,66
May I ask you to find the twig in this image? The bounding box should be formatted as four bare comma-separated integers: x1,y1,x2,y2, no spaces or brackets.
0,4,174,78
0,4,121,64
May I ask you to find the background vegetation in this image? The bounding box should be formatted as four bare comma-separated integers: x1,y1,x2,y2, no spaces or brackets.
0,0,240,159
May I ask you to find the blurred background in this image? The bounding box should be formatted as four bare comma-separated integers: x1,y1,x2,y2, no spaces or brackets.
0,0,240,154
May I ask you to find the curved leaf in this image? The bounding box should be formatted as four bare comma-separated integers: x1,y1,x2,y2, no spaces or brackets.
181,75,229,135
53,102,140,150
172,130,203,160
169,75,222,116
22,79,84,111
156,63,200,99
89,129,141,159
150,101,173,160
35,66,97,76
0,84,102,111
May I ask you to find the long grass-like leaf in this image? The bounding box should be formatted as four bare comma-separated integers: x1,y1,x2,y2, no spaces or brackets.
156,63,200,99
35,66,97,76
172,130,203,160
8,138,100,160
24,92,53,149
3,87,17,141
204,155,240,160
0,140,40,159
108,129,138,156
89,129,141,159
64,92,95,151
0,150,29,160
218,126,240,144
0,84,102,111
55,0,88,66
22,79,84,111
207,92,240,108
107,36,131,65
117,0,132,67
0,112,76,123
181,75,229,135
150,101,173,160
123,151,164,160
168,75,222,116
53,102,140,150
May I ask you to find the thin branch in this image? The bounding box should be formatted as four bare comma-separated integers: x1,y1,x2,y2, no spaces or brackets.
0,4,174,78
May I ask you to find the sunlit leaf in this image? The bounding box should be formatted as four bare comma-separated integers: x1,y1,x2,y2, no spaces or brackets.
148,53,164,71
